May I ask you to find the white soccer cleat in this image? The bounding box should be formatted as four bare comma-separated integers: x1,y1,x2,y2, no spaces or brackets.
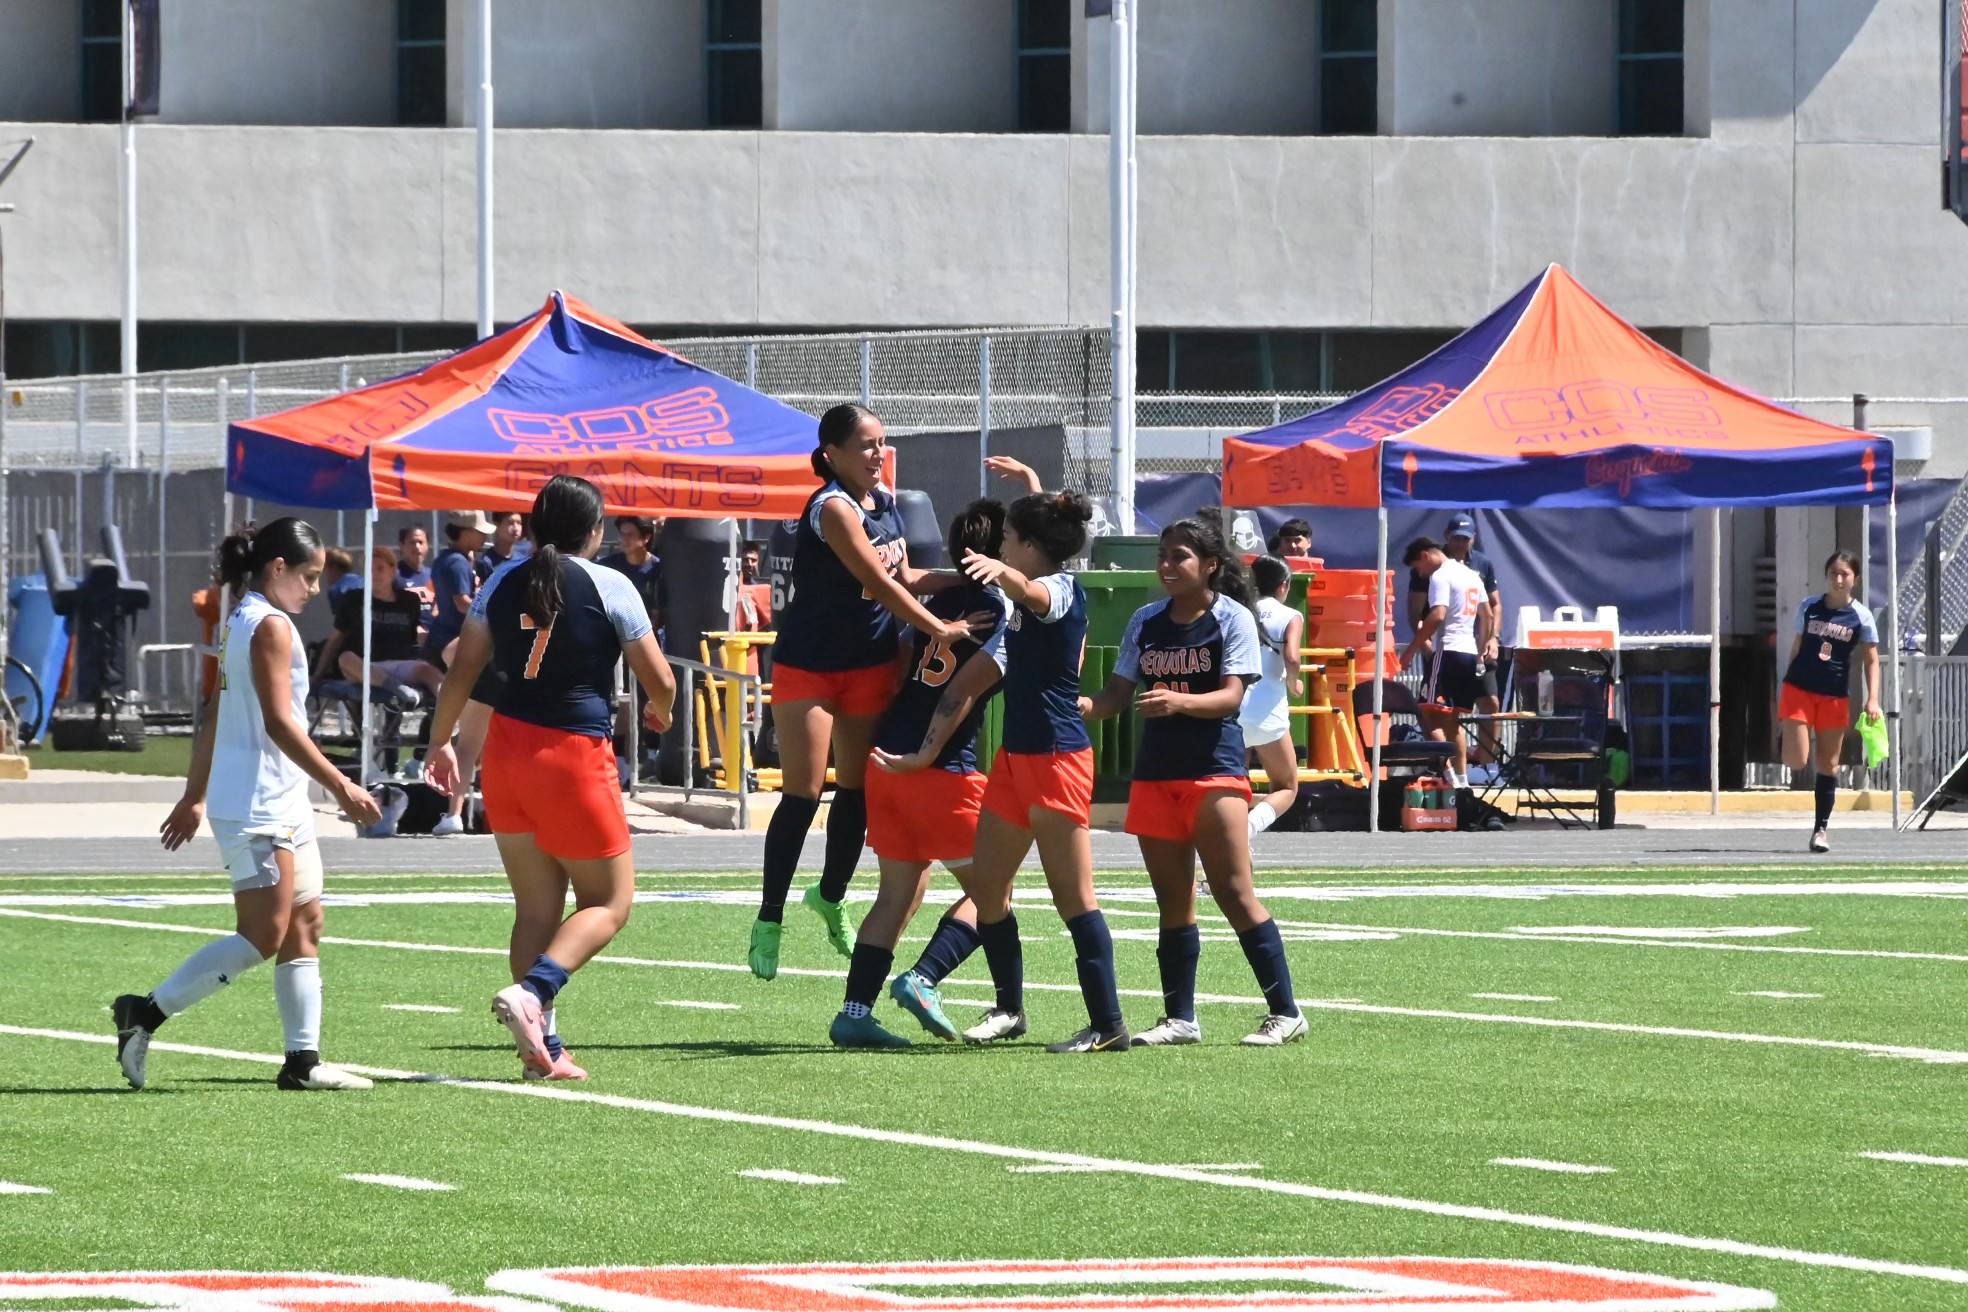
277,1063,374,1091
961,1008,1028,1045
430,813,464,837
1809,826,1830,854
1130,1016,1203,1047
491,984,553,1076
1241,1013,1309,1047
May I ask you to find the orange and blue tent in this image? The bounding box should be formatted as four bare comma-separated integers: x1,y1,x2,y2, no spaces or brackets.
227,292,847,518
1223,265,1892,510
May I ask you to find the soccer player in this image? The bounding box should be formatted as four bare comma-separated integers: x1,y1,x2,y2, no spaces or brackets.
1399,536,1493,796
958,461,1124,1052
1241,554,1305,840
115,519,383,1092
751,403,976,981
1082,517,1307,1048
1779,549,1881,854
830,500,1013,1048
425,475,676,1080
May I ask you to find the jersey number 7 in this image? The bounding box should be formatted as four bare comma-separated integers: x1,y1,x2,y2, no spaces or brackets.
519,613,553,680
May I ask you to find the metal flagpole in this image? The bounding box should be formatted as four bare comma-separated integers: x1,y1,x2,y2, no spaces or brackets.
1107,0,1137,533
1888,484,1901,830
1369,508,1387,835
361,512,374,791
120,0,138,467
476,0,494,339
1702,507,1720,814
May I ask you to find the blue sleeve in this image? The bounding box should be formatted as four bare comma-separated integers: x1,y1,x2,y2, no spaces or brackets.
1218,597,1263,681
1114,605,1150,683
1855,602,1879,645
978,591,1013,673
586,561,655,643
1031,572,1075,623
1793,598,1812,636
469,560,519,622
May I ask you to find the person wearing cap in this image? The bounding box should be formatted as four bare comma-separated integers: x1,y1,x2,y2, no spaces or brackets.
1408,513,1503,750
423,510,493,670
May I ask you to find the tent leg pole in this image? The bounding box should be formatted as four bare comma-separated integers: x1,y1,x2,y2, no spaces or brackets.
1370,508,1387,836
1888,487,1901,831
361,512,374,794
1709,507,1721,816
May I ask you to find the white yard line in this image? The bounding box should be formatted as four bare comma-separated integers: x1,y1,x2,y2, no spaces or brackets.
1471,993,1560,1003
383,1004,461,1014
341,1173,455,1192
655,1000,741,1011
1010,1162,1264,1175
737,1169,842,1185
0,1181,51,1195
4,1023,1966,1290
7,907,1964,1066
1859,1151,1968,1168
1735,992,1823,1000
1261,915,1968,964
1491,1158,1616,1176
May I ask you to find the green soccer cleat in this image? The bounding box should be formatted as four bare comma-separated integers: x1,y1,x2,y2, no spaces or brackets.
748,919,782,981
829,1011,911,1049
802,883,854,959
889,972,960,1042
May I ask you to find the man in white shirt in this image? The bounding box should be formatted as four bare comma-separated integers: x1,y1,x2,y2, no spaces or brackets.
1399,537,1494,790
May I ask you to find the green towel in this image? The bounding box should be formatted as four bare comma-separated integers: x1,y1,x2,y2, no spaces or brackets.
1605,748,1632,789
1857,711,1890,769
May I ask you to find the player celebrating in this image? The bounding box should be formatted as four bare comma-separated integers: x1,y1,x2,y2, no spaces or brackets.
426,476,675,1080
751,403,975,981
1779,549,1881,854
1399,537,1493,798
114,519,383,1092
1082,517,1307,1047
1241,554,1305,839
958,460,1125,1051
829,500,1014,1048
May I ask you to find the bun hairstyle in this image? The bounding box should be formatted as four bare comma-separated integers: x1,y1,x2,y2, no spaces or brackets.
812,403,880,480
215,517,324,591
1824,548,1861,578
947,498,1006,565
520,474,605,627
1005,489,1094,567
1250,553,1291,598
1161,514,1255,608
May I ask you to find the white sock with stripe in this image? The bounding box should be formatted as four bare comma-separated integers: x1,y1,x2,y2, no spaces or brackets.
153,934,266,1017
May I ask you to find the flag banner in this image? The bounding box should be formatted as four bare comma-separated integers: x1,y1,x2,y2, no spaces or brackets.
1950,0,1968,222
126,0,161,118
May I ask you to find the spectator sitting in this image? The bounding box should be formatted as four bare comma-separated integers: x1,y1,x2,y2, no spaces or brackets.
476,510,525,585
1267,517,1313,559
423,511,491,671
322,547,359,600
314,546,443,703
599,515,665,632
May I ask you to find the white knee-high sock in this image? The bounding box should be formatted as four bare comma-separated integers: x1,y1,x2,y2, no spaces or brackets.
1248,800,1281,839
153,934,266,1017
274,958,322,1054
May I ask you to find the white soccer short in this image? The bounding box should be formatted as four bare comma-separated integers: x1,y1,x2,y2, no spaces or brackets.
210,816,323,905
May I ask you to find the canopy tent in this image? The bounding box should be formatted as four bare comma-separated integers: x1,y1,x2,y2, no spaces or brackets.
224,291,845,792
1222,264,1901,827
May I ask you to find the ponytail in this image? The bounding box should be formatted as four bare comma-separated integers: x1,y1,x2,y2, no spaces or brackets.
1005,489,1094,566
522,475,605,626
812,403,879,481
214,517,323,591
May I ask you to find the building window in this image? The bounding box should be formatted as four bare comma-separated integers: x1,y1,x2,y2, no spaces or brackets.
79,0,123,123
1017,0,1071,133
1319,0,1377,135
396,0,447,126
706,0,762,128
1616,0,1683,136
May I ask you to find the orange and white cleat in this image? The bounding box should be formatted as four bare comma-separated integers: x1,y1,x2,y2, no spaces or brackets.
491,984,553,1077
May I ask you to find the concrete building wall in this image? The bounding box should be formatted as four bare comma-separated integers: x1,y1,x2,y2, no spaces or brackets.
451,0,706,130
159,0,396,126
1383,0,1616,137
1082,0,1321,135
766,0,1017,132
0,0,80,124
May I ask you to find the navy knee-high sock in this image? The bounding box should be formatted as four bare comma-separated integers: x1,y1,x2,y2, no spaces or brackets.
1237,919,1299,1018
977,914,1025,1014
759,794,820,922
909,913,981,985
1814,773,1837,828
818,788,867,903
842,943,893,1015
1157,924,1202,1024
1065,910,1124,1031
518,954,569,1008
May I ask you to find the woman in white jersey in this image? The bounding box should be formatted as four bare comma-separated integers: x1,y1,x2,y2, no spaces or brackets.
112,519,382,1092
1241,555,1305,840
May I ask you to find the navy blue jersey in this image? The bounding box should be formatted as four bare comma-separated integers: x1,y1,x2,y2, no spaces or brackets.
874,584,1011,773
1118,594,1263,781
470,555,652,739
1782,594,1878,698
1000,572,1092,756
773,482,907,672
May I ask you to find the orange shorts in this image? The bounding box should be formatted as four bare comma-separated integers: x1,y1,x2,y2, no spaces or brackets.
866,762,987,864
981,748,1095,828
1778,683,1850,734
480,713,629,861
772,661,898,718
1125,776,1254,843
